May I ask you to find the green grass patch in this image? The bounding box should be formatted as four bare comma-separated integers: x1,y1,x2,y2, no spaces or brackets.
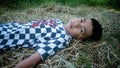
0,0,120,10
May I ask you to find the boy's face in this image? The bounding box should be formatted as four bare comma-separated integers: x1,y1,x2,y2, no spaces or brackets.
65,18,93,40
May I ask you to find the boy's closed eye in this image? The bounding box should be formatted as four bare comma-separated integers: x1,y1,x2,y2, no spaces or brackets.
80,18,86,23
80,27,85,34
80,19,83,23
80,29,83,33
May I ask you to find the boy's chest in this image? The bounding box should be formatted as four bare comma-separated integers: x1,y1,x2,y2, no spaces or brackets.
22,20,64,39
30,19,57,29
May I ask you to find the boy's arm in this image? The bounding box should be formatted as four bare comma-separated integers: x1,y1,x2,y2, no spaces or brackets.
15,52,41,68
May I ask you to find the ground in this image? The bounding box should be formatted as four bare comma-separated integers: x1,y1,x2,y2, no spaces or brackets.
0,4,120,68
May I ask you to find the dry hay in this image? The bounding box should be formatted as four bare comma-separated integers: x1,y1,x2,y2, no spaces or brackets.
0,4,120,68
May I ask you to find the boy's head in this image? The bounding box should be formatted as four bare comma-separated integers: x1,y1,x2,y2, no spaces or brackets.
87,18,102,41
64,17,102,41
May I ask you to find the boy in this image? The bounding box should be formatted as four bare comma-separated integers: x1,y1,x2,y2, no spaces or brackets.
0,17,102,68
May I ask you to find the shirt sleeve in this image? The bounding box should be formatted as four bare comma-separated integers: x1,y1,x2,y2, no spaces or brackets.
34,37,68,60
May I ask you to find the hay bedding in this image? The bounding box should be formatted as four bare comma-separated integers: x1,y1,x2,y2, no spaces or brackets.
0,4,120,68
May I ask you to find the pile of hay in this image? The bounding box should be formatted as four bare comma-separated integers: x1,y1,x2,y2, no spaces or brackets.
0,4,120,68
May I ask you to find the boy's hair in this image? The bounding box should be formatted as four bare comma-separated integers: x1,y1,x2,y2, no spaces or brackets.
88,18,102,41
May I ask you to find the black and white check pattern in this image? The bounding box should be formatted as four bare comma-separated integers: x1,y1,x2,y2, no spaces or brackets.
0,19,72,60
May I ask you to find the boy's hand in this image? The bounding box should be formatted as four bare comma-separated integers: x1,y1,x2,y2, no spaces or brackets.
15,52,41,68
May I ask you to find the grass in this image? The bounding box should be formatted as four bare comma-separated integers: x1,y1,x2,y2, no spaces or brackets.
0,0,120,10
0,3,120,68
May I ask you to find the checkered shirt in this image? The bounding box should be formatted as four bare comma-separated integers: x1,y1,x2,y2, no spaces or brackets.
0,19,72,60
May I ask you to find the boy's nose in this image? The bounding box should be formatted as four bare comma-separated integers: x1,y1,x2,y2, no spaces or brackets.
75,22,82,28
